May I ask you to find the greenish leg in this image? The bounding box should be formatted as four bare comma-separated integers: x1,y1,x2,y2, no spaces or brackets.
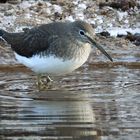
36,74,53,90
37,74,43,90
47,76,53,82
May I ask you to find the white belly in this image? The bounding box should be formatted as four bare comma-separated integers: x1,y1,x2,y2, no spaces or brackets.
15,45,91,75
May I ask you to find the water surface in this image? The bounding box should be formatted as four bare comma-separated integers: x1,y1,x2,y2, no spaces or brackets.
0,63,140,140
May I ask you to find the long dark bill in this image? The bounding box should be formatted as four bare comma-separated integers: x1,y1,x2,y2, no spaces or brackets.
87,36,113,62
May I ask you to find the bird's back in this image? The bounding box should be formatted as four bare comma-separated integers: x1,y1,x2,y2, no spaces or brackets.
0,22,73,58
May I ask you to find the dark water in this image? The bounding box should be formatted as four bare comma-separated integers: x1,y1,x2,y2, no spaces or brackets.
0,64,140,140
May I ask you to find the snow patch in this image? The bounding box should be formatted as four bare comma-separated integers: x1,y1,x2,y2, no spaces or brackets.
73,0,79,5
77,13,85,20
78,3,87,9
19,1,32,9
95,16,103,24
117,11,128,21
107,27,140,37
45,1,52,7
53,5,62,14
65,16,75,21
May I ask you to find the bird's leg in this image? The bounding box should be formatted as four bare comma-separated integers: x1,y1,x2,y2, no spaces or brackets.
37,74,44,90
45,76,53,89
47,76,53,83
36,74,53,90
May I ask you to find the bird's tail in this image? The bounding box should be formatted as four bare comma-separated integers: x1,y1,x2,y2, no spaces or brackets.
0,29,5,37
0,29,9,51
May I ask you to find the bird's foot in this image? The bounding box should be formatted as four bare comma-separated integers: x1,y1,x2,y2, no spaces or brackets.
37,75,53,90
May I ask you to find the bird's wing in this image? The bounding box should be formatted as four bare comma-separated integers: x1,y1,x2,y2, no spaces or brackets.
1,27,58,58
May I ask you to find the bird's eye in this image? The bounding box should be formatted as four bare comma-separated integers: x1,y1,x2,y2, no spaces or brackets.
79,30,85,36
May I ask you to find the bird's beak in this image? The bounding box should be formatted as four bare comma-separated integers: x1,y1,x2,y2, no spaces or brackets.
86,35,113,62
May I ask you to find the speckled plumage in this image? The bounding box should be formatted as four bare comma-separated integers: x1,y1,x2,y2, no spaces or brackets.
0,20,112,76
0,21,93,60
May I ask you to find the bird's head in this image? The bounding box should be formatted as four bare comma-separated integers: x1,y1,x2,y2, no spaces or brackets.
71,20,113,62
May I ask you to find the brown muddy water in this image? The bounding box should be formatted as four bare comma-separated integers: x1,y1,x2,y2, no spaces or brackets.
0,62,140,140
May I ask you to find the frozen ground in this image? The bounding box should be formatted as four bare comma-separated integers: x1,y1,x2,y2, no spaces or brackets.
0,0,139,32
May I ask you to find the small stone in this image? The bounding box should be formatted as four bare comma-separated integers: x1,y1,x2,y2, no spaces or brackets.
99,31,110,37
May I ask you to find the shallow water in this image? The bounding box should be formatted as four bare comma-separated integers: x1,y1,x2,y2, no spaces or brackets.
0,63,140,140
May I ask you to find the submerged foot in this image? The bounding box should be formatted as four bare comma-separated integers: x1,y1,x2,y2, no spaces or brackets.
37,75,53,90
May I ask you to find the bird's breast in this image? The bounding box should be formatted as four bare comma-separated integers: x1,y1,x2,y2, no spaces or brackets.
14,44,91,75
